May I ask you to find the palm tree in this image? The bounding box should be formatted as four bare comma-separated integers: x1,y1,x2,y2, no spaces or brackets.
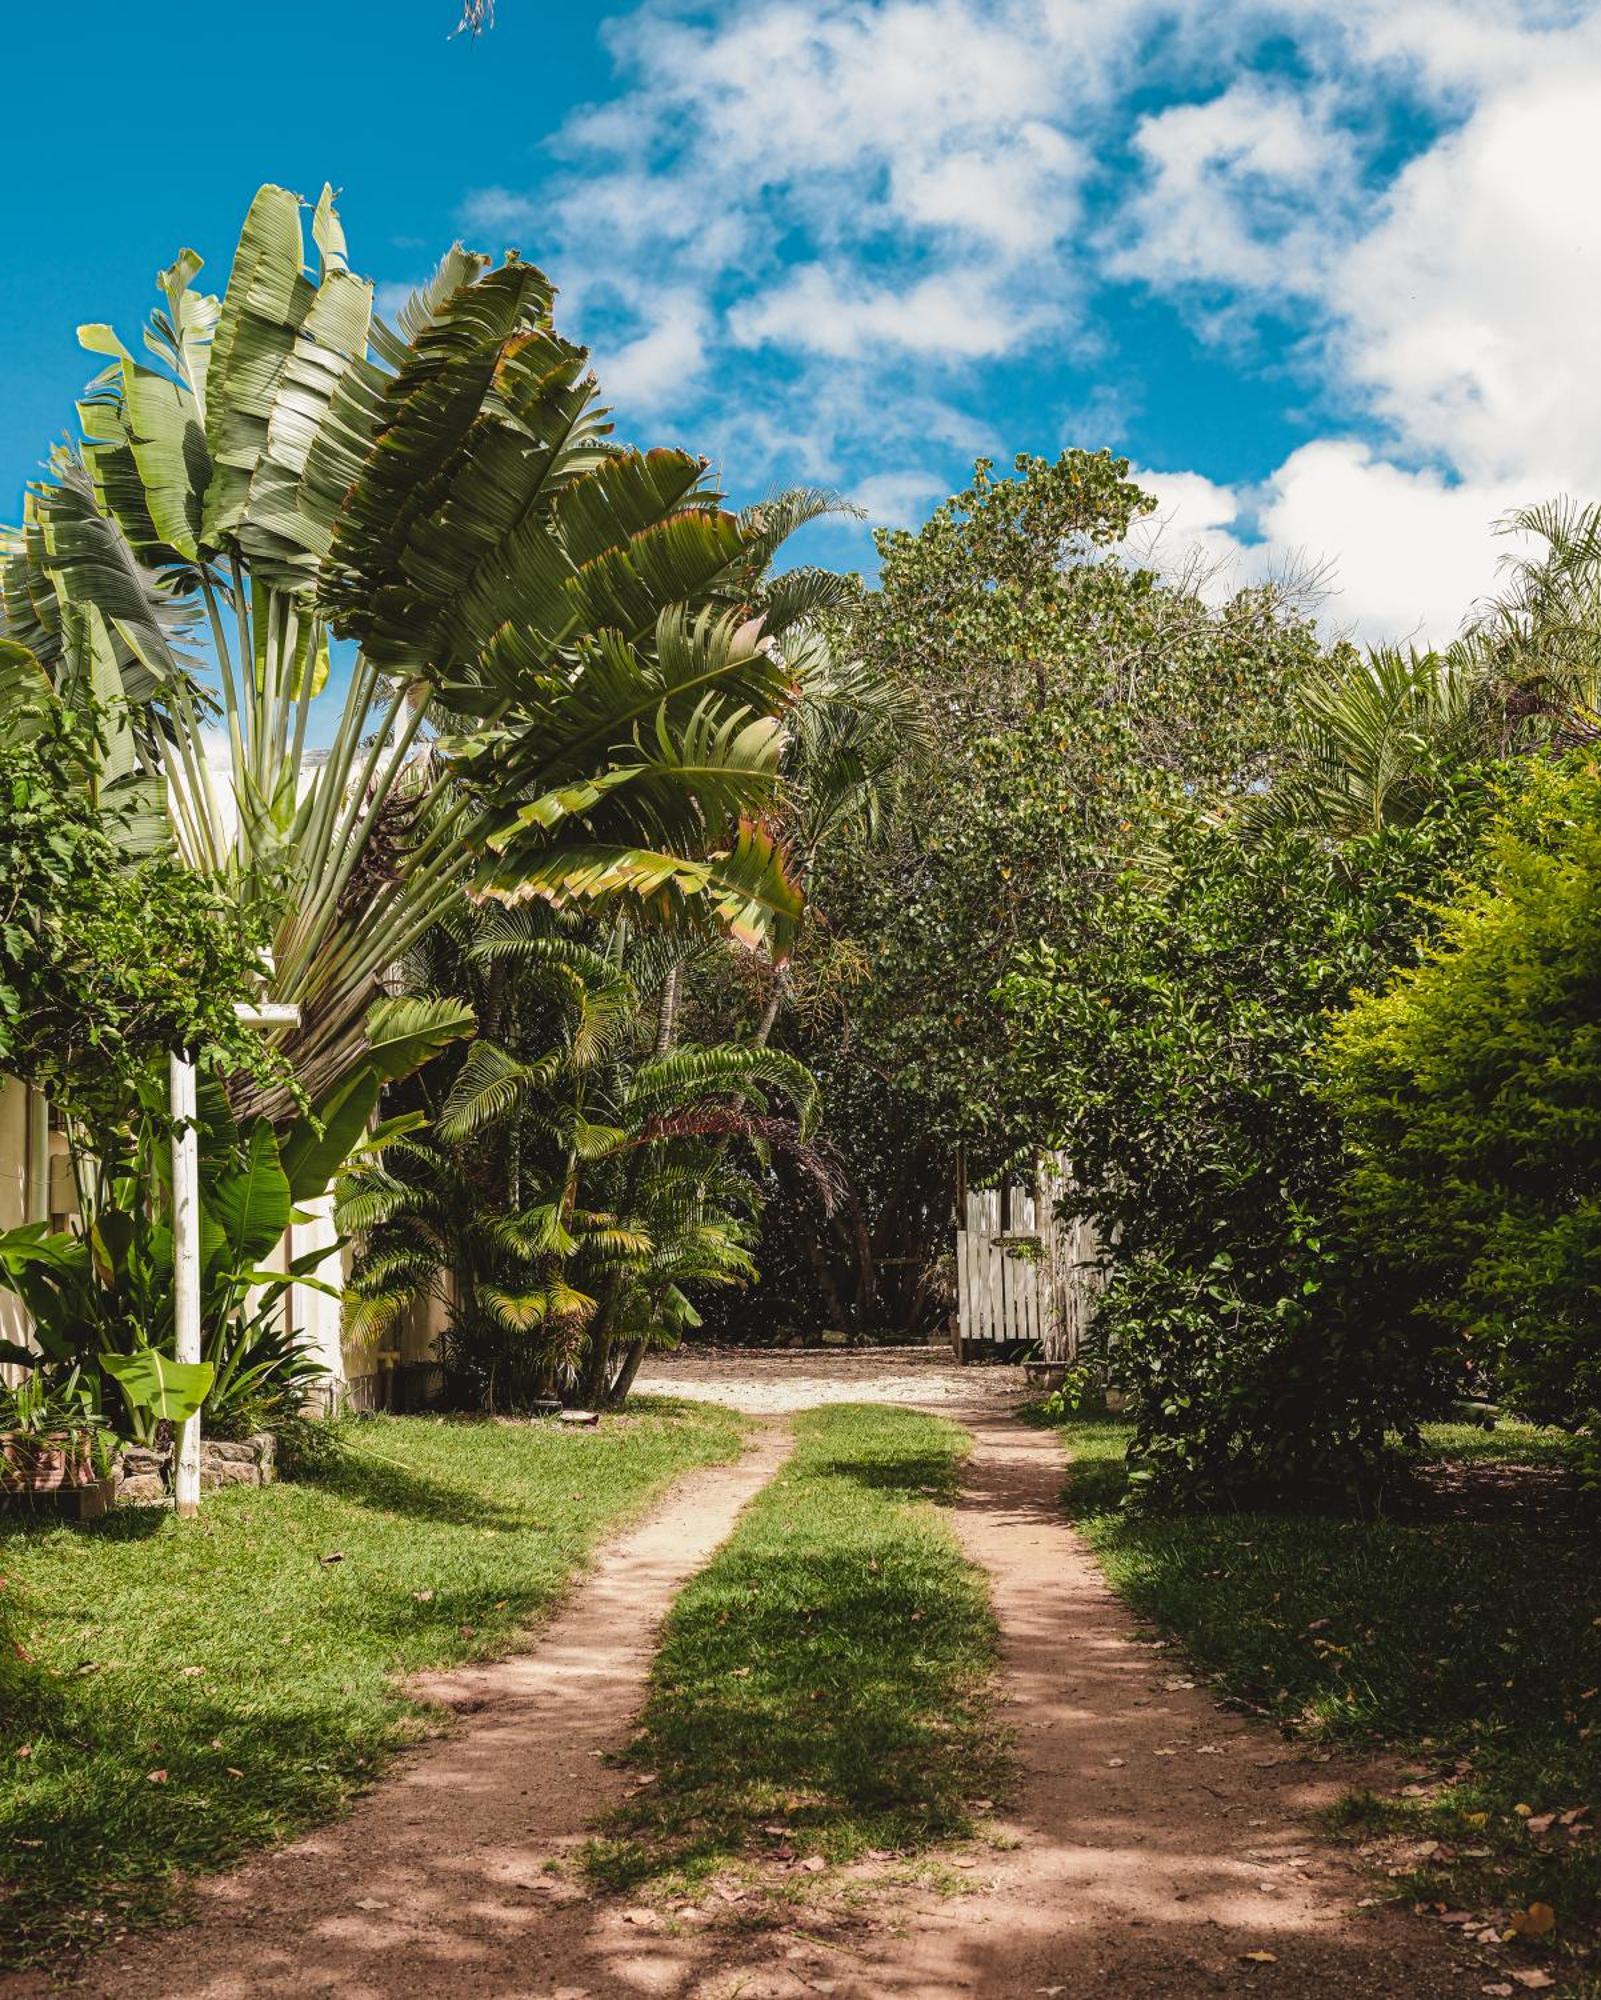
337,907,821,1407
1229,643,1491,838
1462,497,1601,739
1,184,820,1129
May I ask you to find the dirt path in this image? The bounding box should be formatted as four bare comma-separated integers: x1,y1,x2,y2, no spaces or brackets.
1,1424,794,2000
501,1399,1466,2000
11,1373,1473,1998
791,1405,1465,1998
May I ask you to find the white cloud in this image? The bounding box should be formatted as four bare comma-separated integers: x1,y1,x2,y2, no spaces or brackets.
1258,442,1530,644
1111,82,1354,296
1334,59,1601,486
1134,443,1538,645
851,469,953,527
1127,465,1261,597
459,186,543,237
732,266,1041,361
597,295,711,410
451,0,1601,644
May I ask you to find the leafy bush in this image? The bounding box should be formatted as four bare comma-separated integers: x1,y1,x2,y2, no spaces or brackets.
1002,803,1485,1506
0,698,277,1121
1326,756,1601,1458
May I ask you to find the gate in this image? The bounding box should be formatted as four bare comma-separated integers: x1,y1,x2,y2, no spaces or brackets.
954,1159,1108,1359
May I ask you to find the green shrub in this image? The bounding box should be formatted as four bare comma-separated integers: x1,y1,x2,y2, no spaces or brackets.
1003,803,1483,1506
1326,756,1601,1459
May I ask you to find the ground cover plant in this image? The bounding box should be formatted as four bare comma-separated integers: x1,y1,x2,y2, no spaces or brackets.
584,1403,1007,1898
0,1400,743,1969
1053,1411,1598,1979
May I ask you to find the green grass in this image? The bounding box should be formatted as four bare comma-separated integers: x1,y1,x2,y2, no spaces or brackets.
1054,1413,1598,1964
584,1402,1007,1897
0,1399,745,1969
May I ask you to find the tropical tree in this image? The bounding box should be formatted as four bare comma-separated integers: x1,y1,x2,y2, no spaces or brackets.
337,908,820,1407
1231,643,1493,839
1,183,820,1127
1462,496,1601,735
706,452,1323,1340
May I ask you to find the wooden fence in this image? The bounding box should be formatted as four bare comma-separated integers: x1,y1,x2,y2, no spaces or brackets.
955,1161,1108,1359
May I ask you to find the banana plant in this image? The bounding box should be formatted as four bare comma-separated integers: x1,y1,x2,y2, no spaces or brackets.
1,184,826,1129
0,995,464,1435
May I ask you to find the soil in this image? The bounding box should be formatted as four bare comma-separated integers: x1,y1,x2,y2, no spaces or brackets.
4,1356,1494,1998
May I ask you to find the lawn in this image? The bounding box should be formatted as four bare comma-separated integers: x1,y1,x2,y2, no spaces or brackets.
584,1401,1007,1896
1054,1413,1598,1975
0,1399,745,1969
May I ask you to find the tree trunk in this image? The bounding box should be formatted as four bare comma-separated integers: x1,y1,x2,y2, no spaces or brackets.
752,962,791,1047
604,1335,651,1408
654,963,681,1055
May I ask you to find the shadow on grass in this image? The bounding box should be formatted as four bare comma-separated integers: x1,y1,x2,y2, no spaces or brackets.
301,1444,542,1532
0,1694,405,1969
592,1546,1003,1888
589,1407,1005,1893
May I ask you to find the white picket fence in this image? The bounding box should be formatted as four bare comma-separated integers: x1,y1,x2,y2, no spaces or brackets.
955,1161,1108,1359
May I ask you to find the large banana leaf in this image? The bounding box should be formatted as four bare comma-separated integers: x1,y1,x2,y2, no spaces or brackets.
2,183,832,1172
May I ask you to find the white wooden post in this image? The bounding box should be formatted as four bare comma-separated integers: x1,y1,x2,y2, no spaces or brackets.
170,1048,202,1521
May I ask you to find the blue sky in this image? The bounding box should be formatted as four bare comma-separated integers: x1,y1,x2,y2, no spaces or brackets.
6,0,1601,667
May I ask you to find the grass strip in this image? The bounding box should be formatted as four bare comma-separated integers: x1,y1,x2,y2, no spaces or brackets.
1055,1413,1598,1966
584,1401,1007,1895
0,1398,745,1969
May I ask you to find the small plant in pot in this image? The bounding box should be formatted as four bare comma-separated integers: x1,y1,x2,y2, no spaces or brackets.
0,1367,111,1494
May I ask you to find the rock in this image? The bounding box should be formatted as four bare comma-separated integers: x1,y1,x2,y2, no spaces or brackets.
200,1433,276,1490
112,1445,169,1508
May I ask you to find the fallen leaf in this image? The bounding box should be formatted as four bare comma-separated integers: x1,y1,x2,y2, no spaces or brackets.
1106,1757,1126,1768
15,1744,30,1761
1153,1747,1178,1758
1524,1813,1556,1836
1509,1974,1555,1991
226,1767,244,1779
180,1665,205,1678
1509,1903,1556,1938
1240,1949,1278,1963
412,1589,434,1602
1481,1986,1514,1997
353,1897,390,1912
319,1551,345,1566
800,1855,827,1873
147,1769,167,1785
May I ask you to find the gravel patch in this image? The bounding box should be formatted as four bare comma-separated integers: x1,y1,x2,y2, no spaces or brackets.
636,1343,1031,1414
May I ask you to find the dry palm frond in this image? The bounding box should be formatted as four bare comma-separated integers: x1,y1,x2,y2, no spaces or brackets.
455,0,495,32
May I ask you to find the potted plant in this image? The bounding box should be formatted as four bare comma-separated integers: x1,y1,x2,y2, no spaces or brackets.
0,1367,115,1518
